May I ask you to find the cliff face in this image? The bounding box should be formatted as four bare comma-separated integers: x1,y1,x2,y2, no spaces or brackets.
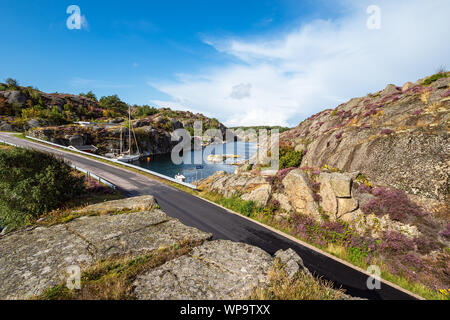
28,124,178,155
280,73,449,208
27,110,228,156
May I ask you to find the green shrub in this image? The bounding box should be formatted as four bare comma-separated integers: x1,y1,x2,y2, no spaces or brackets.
49,106,66,125
185,126,195,137
347,246,369,265
279,148,303,169
422,72,448,85
161,120,174,132
0,85,6,91
205,118,220,130
0,148,85,229
5,78,18,89
135,105,158,117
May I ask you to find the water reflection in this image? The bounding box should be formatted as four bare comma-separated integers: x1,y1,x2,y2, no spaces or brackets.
137,141,257,183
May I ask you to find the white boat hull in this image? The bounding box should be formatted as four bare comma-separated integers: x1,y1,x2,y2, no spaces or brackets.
117,155,141,163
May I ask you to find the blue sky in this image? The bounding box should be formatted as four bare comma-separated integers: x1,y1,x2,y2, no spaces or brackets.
1,0,449,126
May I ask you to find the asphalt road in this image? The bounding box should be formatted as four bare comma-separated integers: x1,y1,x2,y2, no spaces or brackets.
0,132,418,300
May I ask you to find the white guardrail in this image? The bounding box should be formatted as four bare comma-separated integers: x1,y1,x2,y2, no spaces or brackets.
24,135,198,190
0,139,19,148
69,164,117,190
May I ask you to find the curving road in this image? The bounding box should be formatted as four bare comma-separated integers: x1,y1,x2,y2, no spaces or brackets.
0,132,419,300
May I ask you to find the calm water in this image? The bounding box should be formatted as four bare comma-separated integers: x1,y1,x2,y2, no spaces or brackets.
137,141,257,183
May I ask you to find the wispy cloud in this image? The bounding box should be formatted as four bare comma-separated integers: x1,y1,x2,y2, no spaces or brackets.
254,17,274,27
150,0,450,127
151,99,207,116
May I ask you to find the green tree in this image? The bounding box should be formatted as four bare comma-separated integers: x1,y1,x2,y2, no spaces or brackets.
80,91,97,101
5,78,19,89
0,148,85,229
99,95,128,114
49,106,64,124
136,105,158,117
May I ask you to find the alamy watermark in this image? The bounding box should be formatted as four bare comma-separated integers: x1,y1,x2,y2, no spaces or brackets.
170,121,280,170
366,5,381,30
366,265,381,290
66,5,88,30
66,265,81,290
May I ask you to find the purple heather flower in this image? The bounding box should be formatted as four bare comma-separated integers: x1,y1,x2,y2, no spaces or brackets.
440,223,450,240
380,129,394,135
441,89,450,97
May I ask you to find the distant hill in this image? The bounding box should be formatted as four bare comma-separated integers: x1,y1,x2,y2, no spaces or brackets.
0,81,226,134
230,125,291,134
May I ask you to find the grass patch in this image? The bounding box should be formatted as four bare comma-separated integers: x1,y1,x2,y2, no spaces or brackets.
380,269,446,300
0,143,12,150
37,240,202,300
13,133,25,139
215,195,257,217
37,190,125,226
250,259,348,300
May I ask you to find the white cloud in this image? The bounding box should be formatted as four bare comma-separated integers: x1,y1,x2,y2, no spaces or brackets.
150,0,450,127
230,83,252,100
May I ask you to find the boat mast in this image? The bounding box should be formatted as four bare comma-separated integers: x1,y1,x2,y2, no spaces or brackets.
128,104,132,156
132,125,140,155
120,126,123,155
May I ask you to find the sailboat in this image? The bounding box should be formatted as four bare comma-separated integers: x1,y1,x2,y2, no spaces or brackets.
116,105,142,163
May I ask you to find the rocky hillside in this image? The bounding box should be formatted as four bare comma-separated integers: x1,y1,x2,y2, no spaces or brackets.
0,196,348,300
196,72,450,298
27,108,227,156
279,72,449,210
0,80,228,155
0,84,116,131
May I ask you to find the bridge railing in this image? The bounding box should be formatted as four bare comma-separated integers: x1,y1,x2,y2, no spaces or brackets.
24,135,198,190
